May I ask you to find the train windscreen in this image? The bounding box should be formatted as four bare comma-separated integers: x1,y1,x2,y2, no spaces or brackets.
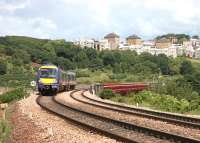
39,68,57,78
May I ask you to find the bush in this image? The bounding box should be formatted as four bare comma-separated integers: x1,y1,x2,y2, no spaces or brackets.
99,89,115,99
0,62,7,75
0,88,27,103
109,74,127,80
76,69,90,77
180,60,193,75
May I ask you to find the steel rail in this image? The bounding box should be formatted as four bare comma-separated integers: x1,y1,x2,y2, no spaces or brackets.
52,90,200,143
36,91,139,143
83,90,200,128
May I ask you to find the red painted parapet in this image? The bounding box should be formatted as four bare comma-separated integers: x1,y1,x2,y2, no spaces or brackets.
103,83,148,94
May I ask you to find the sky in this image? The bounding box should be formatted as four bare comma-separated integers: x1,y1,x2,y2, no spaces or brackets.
0,0,200,40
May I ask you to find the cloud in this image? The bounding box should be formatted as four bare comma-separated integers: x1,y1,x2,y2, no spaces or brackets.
0,16,57,38
0,0,200,40
0,0,30,13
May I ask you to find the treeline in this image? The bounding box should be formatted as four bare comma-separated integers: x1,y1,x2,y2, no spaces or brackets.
0,36,200,95
0,36,188,74
155,33,191,44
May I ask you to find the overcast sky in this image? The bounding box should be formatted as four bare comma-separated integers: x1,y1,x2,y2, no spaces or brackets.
0,0,200,40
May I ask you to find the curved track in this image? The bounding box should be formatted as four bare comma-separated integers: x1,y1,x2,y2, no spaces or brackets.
80,91,200,129
37,90,200,143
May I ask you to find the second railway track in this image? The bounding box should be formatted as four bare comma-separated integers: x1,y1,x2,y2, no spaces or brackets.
37,90,200,143
79,90,200,129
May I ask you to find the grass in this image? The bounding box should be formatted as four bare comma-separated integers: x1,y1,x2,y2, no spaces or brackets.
76,69,113,84
0,101,16,143
0,87,28,143
0,88,28,104
0,119,11,143
76,69,161,84
0,73,35,88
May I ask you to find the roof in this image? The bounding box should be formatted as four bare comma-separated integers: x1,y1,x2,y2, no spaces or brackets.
126,34,141,40
104,33,120,38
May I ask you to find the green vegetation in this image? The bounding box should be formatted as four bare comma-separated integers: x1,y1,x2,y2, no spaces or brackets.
0,88,27,143
100,90,200,114
99,89,116,99
0,88,27,103
0,35,200,114
155,33,190,43
0,120,10,143
0,62,7,75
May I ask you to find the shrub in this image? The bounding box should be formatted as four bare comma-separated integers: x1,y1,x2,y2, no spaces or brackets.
76,69,90,77
99,89,115,99
189,99,200,111
0,62,7,75
0,88,27,103
179,99,190,113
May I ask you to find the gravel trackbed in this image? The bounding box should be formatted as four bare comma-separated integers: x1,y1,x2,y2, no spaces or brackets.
8,92,119,143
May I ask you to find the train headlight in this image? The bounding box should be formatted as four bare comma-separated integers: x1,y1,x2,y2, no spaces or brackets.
39,79,42,83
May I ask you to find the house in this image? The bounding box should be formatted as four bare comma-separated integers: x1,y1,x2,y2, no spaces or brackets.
74,38,95,48
194,48,200,59
104,32,120,50
155,38,172,49
126,34,143,46
99,39,110,51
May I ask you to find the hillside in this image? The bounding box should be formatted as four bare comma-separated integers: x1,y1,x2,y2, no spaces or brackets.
0,35,200,114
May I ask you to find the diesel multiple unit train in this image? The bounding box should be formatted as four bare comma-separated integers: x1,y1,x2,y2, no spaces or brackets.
37,64,76,95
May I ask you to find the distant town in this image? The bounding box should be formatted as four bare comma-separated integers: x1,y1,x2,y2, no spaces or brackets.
73,33,200,59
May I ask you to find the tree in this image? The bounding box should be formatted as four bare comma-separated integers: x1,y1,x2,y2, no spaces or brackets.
192,35,199,39
4,47,14,56
180,60,193,75
102,52,115,66
54,57,74,70
89,58,103,70
12,50,31,64
0,62,7,75
74,51,89,68
85,48,97,60
155,54,170,75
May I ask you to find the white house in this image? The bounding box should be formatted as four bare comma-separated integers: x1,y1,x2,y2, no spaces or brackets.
99,39,110,50
185,46,195,58
74,38,95,48
194,48,200,59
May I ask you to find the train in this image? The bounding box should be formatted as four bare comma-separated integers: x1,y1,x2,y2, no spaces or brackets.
36,64,76,95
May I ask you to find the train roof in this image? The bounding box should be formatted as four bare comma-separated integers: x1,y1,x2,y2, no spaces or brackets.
39,64,75,75
39,64,58,70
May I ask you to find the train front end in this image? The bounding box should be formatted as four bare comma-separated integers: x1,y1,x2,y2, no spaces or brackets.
37,65,59,95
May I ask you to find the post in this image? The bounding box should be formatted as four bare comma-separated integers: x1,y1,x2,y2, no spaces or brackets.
1,103,8,120
92,84,95,95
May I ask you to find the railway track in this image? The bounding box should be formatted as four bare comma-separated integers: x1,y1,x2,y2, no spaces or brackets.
80,90,200,129
37,91,138,143
37,90,200,143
